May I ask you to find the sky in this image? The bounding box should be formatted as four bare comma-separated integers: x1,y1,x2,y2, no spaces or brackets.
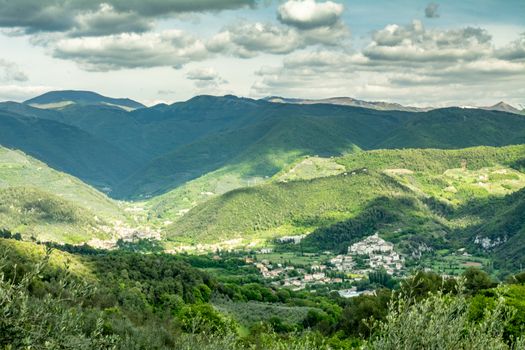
0,0,524,107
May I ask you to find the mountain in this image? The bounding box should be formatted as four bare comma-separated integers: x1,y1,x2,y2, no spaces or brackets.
24,90,145,111
163,145,525,251
2,92,525,200
0,108,138,190
115,102,525,199
0,146,128,243
483,101,524,115
376,108,525,148
263,96,431,112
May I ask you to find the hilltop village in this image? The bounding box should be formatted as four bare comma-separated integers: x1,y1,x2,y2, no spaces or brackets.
252,233,405,292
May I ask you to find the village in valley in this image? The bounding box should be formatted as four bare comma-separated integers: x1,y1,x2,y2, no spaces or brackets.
249,233,406,295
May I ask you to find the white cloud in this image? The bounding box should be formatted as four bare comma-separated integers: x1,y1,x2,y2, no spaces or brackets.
187,67,224,81
53,30,209,71
0,85,53,101
277,0,344,29
363,21,492,64
208,21,349,58
186,67,229,94
0,59,28,82
251,22,525,106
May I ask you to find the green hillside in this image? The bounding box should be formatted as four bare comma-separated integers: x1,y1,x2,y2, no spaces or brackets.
377,108,525,149
0,146,128,244
0,109,138,189
0,187,109,244
118,105,525,199
165,170,409,245
0,147,125,220
164,145,525,253
2,94,525,200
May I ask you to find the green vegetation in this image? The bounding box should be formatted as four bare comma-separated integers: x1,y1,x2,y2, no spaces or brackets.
0,187,109,244
3,92,525,347
165,145,525,245
0,146,131,244
0,146,125,221
4,95,525,199
165,170,407,244
2,238,525,349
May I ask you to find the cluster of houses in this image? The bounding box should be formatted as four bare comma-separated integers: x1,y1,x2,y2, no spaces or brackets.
253,233,406,288
253,260,345,290
89,220,161,249
345,233,404,275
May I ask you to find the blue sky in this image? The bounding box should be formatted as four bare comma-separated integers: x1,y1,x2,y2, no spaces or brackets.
0,0,524,107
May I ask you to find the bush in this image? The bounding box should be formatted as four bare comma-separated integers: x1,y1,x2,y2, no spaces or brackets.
366,281,524,349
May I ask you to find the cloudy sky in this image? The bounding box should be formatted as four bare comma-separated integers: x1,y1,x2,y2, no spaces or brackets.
0,0,524,107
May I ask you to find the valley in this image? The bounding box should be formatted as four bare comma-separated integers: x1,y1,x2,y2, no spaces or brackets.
2,0,525,347
1,90,525,349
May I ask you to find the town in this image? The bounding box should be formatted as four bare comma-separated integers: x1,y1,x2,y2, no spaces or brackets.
251,232,406,293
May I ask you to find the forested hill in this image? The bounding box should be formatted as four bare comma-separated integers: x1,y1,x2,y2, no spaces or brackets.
1,93,525,199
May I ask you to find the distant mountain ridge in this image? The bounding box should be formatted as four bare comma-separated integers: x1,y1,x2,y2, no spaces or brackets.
483,101,524,115
263,96,432,112
264,96,525,115
24,90,145,111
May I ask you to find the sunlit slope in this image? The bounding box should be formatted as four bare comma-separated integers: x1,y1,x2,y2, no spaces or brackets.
0,147,124,220
0,146,127,243
163,145,525,248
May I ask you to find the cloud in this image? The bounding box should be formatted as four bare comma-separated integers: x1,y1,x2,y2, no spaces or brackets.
207,21,349,57
208,23,303,57
0,59,28,82
0,0,257,34
53,30,209,71
186,67,227,89
495,33,525,61
425,3,440,18
0,85,53,101
70,4,153,37
251,22,525,106
363,21,492,64
277,0,344,29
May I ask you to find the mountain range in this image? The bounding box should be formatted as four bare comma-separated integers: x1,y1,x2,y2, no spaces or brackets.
1,91,524,200
0,90,525,273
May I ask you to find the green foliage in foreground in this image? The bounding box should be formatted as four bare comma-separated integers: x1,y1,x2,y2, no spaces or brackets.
2,236,525,348
366,284,525,349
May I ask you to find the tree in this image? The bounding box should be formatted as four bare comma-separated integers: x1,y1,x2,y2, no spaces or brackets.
464,267,494,294
366,284,524,349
